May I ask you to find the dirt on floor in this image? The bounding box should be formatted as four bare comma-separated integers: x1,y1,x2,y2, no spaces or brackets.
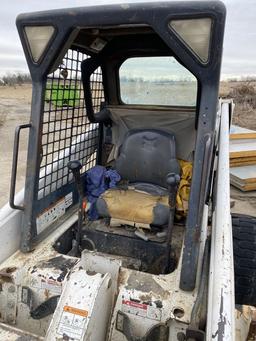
0,82,255,216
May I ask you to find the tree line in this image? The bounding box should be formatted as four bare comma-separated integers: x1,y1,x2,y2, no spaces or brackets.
0,73,31,86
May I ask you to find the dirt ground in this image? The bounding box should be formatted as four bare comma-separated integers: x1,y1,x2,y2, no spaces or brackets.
0,85,31,207
0,82,255,216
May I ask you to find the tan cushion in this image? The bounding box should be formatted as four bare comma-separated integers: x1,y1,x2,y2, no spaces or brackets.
100,188,168,225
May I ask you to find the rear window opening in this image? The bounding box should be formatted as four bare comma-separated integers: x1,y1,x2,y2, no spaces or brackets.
119,56,197,107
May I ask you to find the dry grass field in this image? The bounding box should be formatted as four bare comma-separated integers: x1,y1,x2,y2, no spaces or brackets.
0,81,255,215
220,80,256,130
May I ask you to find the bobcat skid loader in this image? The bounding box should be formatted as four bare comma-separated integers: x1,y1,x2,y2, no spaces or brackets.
0,1,255,340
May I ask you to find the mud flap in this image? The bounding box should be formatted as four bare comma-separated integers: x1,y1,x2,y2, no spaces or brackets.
116,310,169,341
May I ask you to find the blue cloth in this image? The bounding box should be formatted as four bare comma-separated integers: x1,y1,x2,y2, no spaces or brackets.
85,165,121,220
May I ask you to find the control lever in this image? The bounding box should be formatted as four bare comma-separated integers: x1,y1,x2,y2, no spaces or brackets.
165,172,180,273
67,160,85,257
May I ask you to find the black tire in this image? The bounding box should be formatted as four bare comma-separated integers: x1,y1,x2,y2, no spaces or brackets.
232,213,256,306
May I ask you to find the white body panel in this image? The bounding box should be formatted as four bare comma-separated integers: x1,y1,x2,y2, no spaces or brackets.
207,101,235,340
0,189,24,263
46,268,113,341
0,130,97,263
0,99,253,341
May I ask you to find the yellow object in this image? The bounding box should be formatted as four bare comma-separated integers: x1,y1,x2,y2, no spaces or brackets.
101,189,168,225
176,159,193,219
101,159,193,225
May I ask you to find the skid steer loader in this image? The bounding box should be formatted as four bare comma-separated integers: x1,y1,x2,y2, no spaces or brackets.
0,1,255,340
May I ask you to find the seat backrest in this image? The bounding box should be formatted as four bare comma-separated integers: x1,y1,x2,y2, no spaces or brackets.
115,129,180,188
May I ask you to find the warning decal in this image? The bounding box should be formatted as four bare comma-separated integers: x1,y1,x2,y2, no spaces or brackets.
57,306,88,340
31,277,62,294
63,306,88,317
41,279,62,294
36,192,73,233
122,299,162,321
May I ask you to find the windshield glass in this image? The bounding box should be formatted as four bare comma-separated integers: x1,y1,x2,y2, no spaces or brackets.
119,56,197,106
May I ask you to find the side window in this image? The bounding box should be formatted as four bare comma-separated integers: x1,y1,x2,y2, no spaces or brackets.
40,49,101,199
119,56,197,106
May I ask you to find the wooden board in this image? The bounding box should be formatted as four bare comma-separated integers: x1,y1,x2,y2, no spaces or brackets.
230,165,256,184
230,156,256,167
230,150,256,158
230,133,256,140
231,139,256,145
230,178,256,192
230,160,256,167
230,125,256,140
229,140,256,158
230,156,256,163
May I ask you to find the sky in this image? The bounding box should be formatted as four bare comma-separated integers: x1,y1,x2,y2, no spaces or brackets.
0,0,256,80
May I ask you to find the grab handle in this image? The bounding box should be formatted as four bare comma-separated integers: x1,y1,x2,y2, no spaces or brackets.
9,123,31,210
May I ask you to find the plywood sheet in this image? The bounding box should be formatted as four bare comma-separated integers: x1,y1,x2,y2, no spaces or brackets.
230,125,256,138
230,160,256,167
230,156,256,167
230,156,256,163
230,178,256,191
230,125,255,134
230,165,256,184
231,139,256,145
229,140,256,158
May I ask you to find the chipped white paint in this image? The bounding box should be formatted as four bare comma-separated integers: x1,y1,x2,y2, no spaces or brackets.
0,213,78,336
207,101,235,340
45,267,113,341
108,265,197,341
0,189,24,263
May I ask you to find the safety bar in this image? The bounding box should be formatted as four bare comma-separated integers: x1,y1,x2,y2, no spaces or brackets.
9,123,31,210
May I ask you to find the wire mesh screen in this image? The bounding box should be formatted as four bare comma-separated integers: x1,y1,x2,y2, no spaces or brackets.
38,49,104,199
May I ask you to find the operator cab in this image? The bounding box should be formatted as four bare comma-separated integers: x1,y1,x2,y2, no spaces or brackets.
15,1,225,289
0,3,229,340
50,28,198,275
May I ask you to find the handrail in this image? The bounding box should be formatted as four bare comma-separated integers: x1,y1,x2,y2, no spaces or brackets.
9,123,31,211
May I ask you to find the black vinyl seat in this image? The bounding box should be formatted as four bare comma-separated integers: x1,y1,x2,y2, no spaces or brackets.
115,129,180,187
96,129,180,227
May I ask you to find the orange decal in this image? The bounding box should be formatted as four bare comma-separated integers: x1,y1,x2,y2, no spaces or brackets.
82,200,87,209
63,305,88,317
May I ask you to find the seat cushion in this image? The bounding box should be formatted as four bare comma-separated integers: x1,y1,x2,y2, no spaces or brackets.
115,129,180,188
96,188,169,226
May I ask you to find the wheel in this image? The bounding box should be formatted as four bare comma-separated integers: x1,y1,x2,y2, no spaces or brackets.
232,213,256,306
